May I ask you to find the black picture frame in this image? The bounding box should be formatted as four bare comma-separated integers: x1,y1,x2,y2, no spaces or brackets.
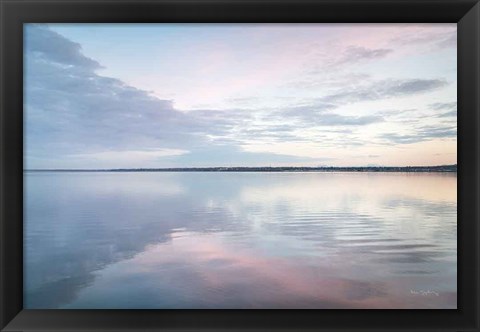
1,0,479,331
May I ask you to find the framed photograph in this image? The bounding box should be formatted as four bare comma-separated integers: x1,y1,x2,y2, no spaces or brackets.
1,0,479,331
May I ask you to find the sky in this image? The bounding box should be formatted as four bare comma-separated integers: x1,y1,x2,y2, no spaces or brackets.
24,24,457,169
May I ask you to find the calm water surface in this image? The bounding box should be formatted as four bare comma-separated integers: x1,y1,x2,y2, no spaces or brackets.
24,172,457,308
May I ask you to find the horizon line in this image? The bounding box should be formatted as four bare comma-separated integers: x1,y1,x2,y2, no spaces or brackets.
24,164,458,172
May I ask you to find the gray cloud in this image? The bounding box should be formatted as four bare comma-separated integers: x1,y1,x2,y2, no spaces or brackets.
379,125,456,144
438,111,457,118
317,114,384,126
321,79,448,105
25,25,331,168
336,46,393,65
25,26,240,167
281,104,337,116
277,114,380,128
25,24,101,70
309,46,392,73
272,77,446,128
287,73,372,90
269,105,384,131
429,102,456,111
377,108,419,119
379,133,424,144
427,102,457,118
428,102,457,118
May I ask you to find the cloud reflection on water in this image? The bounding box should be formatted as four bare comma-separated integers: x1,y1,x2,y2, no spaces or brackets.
24,172,456,308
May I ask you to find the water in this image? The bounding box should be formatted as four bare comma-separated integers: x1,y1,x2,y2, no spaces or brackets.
24,172,457,309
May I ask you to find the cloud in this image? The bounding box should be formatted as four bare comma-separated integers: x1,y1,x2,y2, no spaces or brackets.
24,24,457,168
437,111,457,118
25,24,101,70
24,25,256,167
321,79,448,105
235,124,311,143
318,114,384,126
429,102,456,111
27,25,342,168
427,102,457,118
379,125,456,144
272,78,446,128
335,46,393,66
286,73,372,90
379,133,424,144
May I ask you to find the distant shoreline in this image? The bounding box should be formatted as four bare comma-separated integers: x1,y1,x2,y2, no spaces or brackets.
25,165,457,173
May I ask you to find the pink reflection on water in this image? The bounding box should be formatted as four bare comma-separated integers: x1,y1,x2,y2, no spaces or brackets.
80,230,455,309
